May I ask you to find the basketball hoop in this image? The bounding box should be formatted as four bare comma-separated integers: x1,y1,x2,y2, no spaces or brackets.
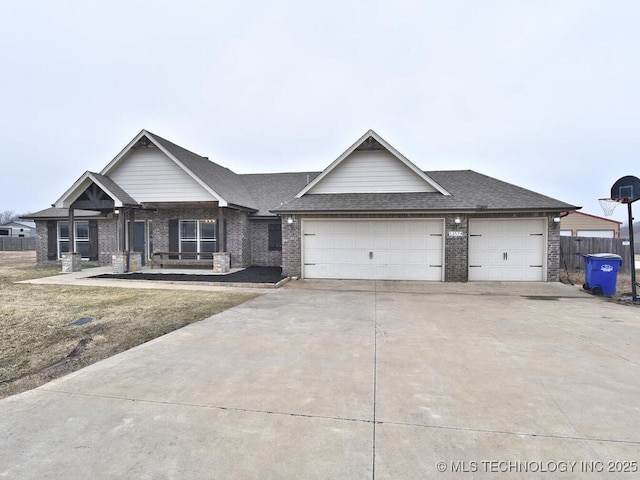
598,197,625,217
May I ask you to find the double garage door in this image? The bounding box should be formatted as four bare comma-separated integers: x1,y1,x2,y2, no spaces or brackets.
303,219,444,281
302,218,547,281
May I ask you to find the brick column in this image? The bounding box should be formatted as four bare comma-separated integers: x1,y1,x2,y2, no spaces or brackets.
281,216,301,278
444,215,468,282
547,214,561,281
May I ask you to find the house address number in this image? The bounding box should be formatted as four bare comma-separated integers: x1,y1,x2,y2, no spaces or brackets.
448,231,465,237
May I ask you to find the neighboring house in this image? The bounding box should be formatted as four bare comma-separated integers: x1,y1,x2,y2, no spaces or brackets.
0,221,35,237
560,211,621,238
24,129,578,282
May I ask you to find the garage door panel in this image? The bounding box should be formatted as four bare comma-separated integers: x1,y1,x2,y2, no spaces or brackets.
389,250,425,264
372,236,391,249
303,220,443,281
469,219,546,281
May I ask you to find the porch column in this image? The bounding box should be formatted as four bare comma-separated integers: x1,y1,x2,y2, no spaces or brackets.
218,207,226,252
128,207,136,252
127,208,142,271
62,207,81,272
112,208,129,274
68,208,75,253
119,209,127,253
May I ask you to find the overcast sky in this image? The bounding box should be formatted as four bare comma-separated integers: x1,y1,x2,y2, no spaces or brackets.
1,0,638,224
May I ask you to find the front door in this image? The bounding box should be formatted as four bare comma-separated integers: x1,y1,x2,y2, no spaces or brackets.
126,220,147,265
134,221,146,265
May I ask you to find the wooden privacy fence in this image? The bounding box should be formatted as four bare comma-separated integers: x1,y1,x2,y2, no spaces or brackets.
0,237,36,251
560,237,635,275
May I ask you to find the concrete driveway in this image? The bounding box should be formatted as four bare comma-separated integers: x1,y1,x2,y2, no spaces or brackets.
1,280,639,479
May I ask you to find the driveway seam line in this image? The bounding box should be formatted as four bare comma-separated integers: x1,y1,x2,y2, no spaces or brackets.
377,420,640,445
36,388,376,424
372,281,379,479
23,387,640,447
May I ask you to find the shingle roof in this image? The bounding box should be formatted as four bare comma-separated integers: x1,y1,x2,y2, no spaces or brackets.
22,208,107,220
88,172,138,206
31,131,578,219
149,132,257,209
271,170,577,213
240,172,321,216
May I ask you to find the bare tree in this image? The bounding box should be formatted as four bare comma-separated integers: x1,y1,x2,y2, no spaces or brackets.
0,210,18,225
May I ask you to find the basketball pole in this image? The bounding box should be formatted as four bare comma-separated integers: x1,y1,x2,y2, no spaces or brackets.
627,201,638,302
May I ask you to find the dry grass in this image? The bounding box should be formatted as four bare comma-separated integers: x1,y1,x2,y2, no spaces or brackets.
0,251,259,398
559,260,640,305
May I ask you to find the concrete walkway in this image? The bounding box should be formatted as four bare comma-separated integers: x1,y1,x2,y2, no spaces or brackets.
19,265,278,293
1,280,639,479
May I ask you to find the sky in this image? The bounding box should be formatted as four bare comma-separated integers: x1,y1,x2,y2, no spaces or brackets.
1,0,639,225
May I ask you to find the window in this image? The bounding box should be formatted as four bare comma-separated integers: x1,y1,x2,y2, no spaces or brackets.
58,221,90,258
179,220,216,256
268,223,282,251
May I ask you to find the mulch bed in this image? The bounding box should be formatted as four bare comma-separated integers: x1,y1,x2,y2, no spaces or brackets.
92,266,286,284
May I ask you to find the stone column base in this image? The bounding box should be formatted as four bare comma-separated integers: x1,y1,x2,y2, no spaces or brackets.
112,253,128,274
129,252,142,272
112,252,142,273
213,252,230,273
61,252,82,273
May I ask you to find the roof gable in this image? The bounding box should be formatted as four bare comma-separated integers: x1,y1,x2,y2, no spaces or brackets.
274,170,579,213
296,130,450,197
101,130,250,207
54,171,138,208
106,142,217,204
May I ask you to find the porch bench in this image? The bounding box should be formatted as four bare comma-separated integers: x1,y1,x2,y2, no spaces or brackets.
150,252,214,269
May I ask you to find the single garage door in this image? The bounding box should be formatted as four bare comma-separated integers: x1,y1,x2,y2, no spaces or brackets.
468,218,546,281
303,219,444,281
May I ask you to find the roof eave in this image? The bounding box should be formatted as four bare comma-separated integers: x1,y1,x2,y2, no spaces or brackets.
272,206,581,215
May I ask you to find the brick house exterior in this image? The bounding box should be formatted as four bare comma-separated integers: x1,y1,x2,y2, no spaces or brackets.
25,129,577,282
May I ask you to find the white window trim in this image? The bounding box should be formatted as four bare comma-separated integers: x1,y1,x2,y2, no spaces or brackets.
179,219,217,257
57,221,90,260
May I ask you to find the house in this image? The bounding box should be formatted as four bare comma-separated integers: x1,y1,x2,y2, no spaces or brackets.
560,211,621,238
24,129,578,281
0,221,35,237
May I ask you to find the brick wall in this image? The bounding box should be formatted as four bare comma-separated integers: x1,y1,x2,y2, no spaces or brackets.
98,218,118,265
250,220,282,267
224,210,251,267
34,222,52,266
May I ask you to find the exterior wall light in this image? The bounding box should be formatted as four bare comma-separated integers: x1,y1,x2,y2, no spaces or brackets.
287,215,294,224
553,217,561,223
454,216,461,224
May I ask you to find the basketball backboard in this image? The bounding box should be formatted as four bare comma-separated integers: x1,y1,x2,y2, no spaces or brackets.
611,176,640,203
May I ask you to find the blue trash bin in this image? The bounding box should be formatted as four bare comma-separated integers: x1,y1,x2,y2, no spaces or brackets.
582,253,622,296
